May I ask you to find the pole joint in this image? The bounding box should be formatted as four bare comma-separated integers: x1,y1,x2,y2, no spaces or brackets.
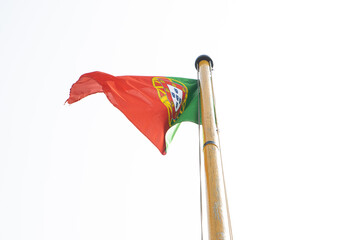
203,140,219,149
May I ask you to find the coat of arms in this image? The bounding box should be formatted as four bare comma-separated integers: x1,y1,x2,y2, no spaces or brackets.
152,77,189,127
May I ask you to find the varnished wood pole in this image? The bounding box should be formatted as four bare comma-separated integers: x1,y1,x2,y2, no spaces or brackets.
196,55,233,240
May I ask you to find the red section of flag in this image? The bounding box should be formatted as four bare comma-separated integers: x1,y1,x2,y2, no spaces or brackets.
66,71,169,154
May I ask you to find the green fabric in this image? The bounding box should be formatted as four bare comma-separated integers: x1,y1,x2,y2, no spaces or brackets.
171,77,201,124
164,77,201,153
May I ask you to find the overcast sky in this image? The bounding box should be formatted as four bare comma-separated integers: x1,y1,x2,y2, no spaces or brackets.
1,0,360,239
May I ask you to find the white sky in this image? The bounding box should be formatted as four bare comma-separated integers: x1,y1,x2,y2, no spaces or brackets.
1,0,360,239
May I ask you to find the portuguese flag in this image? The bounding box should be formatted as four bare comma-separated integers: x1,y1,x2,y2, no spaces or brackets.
66,71,200,155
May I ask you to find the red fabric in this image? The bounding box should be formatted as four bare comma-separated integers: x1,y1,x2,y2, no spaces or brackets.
66,71,169,154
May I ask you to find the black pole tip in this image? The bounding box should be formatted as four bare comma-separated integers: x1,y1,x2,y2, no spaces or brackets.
195,55,214,70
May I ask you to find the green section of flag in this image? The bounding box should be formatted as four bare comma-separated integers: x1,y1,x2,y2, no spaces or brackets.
170,77,201,125
164,77,201,153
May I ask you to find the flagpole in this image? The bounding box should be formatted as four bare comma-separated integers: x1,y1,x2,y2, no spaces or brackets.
195,55,233,240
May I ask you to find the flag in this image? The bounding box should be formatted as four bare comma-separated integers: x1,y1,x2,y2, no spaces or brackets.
66,71,200,155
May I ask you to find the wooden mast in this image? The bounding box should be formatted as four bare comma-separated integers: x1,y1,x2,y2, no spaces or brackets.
195,55,233,240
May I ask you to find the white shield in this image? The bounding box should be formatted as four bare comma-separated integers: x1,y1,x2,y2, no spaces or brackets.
167,84,183,112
